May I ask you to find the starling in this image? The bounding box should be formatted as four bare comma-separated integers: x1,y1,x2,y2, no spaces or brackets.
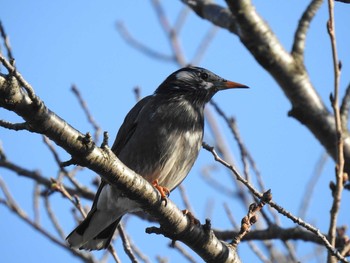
67,66,248,250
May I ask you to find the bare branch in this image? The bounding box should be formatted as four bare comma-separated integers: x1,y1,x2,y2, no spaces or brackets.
0,156,94,200
51,178,87,218
298,152,328,219
44,195,66,239
173,6,190,33
33,183,41,225
178,185,195,215
151,0,187,66
191,26,218,65
201,164,236,197
202,142,262,199
0,54,37,102
118,224,139,263
107,245,122,263
327,1,344,262
71,84,101,143
0,120,30,131
223,203,271,263
231,190,272,248
181,0,239,34
43,136,90,193
0,21,14,62
116,21,174,62
292,0,324,60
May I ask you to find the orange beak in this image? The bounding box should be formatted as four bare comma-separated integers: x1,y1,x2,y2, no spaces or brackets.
218,80,249,90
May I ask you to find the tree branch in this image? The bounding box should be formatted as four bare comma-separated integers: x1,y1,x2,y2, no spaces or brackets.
180,0,239,34
292,0,324,61
326,0,344,261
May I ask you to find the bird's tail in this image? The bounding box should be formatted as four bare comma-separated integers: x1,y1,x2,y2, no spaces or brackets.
66,208,122,250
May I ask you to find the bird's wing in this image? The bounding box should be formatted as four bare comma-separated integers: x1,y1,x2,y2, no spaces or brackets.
89,95,152,210
111,95,151,155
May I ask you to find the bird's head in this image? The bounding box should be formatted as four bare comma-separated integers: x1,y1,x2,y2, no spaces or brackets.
155,66,248,104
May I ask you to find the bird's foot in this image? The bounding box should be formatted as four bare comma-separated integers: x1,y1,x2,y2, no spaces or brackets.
182,209,200,225
152,180,170,206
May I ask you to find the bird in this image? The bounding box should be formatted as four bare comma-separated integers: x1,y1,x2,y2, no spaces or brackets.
66,66,248,250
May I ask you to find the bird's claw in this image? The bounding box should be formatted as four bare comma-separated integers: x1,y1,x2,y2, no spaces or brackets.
152,180,170,206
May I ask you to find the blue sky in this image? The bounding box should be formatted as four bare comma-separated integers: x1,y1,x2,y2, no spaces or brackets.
1,1,350,262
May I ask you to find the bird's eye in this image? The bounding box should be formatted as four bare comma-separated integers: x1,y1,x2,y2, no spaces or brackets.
200,72,209,80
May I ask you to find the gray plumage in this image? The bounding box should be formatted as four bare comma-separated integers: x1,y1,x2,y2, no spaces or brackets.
66,66,247,250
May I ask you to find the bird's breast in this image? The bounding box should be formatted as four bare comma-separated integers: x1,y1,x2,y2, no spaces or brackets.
154,127,203,191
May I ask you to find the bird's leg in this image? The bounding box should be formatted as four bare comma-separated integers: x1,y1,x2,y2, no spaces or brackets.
152,179,170,205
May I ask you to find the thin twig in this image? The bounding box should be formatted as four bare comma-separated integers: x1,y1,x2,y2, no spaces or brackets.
292,0,323,60
0,157,94,200
0,21,14,62
71,84,101,143
191,26,218,65
0,120,30,131
128,239,152,263
298,152,328,219
173,6,190,34
203,143,349,262
200,164,236,197
231,190,272,248
117,224,139,263
210,101,262,189
0,53,37,102
43,136,91,194
107,245,122,263
223,203,271,263
178,185,195,215
33,183,41,225
116,21,174,62
151,0,187,66
44,194,66,239
327,1,344,262
50,178,87,218
209,101,280,226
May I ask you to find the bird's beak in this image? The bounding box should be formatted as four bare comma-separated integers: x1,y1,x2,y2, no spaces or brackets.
217,80,249,90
